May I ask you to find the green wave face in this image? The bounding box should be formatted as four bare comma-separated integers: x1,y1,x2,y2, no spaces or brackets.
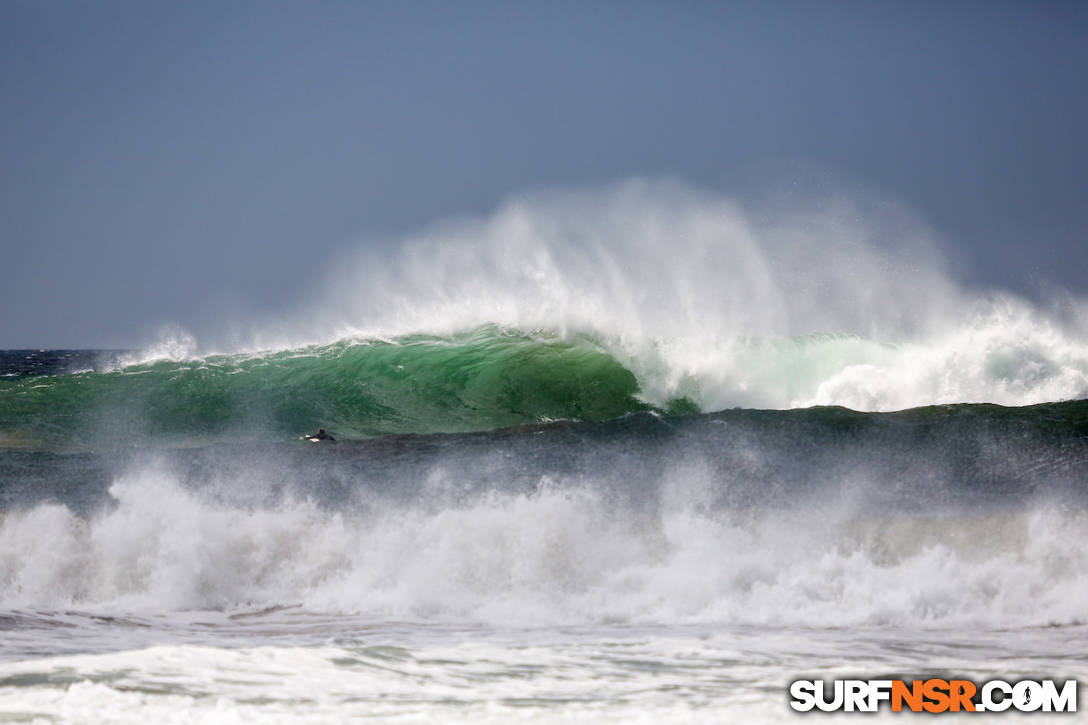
0,328,666,449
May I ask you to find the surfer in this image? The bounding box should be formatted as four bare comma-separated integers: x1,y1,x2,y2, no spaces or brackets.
305,427,336,442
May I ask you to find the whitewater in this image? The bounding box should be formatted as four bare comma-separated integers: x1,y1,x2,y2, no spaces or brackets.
2,181,1087,722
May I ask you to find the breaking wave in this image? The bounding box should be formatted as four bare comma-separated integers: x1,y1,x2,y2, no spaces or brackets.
1,466,1086,628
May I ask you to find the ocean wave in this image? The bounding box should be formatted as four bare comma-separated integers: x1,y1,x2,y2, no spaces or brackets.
4,182,1088,446
2,320,1087,449
0,327,654,448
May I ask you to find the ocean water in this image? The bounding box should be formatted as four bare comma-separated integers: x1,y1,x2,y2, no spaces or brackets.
2,185,1088,721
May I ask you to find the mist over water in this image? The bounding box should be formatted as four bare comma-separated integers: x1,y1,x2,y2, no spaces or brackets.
3,180,1087,722
306,180,956,339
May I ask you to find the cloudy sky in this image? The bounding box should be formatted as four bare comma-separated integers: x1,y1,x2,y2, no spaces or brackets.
2,0,1085,348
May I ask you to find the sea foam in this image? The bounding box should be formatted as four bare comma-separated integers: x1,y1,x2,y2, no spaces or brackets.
2,464,1085,628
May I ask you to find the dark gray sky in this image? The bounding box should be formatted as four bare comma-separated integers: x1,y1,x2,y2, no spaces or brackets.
2,0,1085,348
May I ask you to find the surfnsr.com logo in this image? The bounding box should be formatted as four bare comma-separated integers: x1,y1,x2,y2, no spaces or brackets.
789,679,1077,713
